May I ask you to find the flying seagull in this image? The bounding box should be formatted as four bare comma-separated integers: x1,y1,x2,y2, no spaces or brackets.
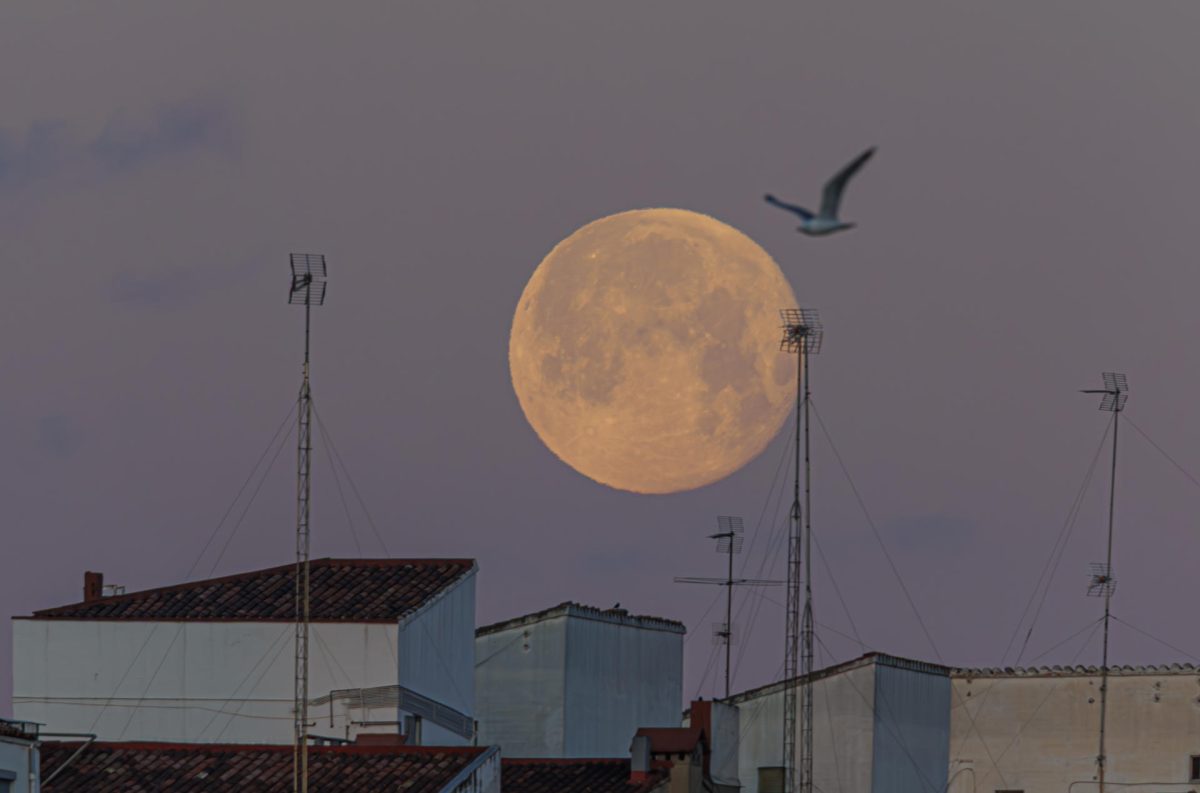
765,146,876,236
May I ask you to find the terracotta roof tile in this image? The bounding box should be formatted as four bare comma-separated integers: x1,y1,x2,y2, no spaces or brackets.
502,759,666,793
634,726,706,755
27,559,474,622
40,742,484,792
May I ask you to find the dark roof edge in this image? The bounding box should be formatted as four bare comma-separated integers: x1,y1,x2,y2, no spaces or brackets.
476,601,685,637
27,558,475,620
722,652,950,707
38,740,487,755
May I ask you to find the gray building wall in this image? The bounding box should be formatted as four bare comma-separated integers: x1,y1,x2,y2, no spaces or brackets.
871,660,950,793
474,612,569,755
729,654,950,793
475,604,684,758
0,728,38,793
397,569,477,746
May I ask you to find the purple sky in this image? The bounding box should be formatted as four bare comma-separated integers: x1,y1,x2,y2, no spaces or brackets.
5,2,1200,715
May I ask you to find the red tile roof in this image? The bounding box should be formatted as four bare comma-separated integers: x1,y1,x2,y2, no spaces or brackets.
26,559,474,622
635,726,706,755
502,759,666,793
40,741,485,792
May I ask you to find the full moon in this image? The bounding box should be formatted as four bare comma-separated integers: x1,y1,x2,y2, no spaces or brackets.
509,208,798,494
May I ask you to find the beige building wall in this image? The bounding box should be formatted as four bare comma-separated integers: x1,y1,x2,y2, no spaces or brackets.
949,665,1200,793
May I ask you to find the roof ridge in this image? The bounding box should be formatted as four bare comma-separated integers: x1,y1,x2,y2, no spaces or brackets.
39,740,485,756
27,559,475,622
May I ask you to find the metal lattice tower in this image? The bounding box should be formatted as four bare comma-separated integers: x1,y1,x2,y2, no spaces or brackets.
675,516,782,698
779,308,822,793
1080,371,1127,793
288,253,326,793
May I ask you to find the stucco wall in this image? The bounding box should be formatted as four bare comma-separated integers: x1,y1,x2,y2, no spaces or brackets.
734,661,877,793
0,737,36,793
950,669,1200,793
872,662,950,793
475,606,684,759
562,613,683,758
475,614,568,756
397,570,476,746
13,572,476,745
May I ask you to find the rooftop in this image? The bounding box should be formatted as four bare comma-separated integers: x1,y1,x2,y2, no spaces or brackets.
722,652,950,707
953,662,1200,679
477,601,685,638
25,558,475,623
39,741,486,792
502,758,666,793
635,726,706,756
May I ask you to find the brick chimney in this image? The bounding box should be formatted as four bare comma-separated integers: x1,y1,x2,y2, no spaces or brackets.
84,571,104,603
630,734,652,784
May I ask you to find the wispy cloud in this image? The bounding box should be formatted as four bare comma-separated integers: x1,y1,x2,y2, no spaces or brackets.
37,415,85,458
110,270,198,309
884,513,976,553
0,98,237,190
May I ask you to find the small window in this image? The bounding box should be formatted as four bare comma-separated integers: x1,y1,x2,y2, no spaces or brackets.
1190,755,1200,782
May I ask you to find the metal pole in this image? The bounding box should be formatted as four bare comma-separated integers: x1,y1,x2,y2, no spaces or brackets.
1098,412,1118,793
725,538,734,699
783,345,802,793
294,301,313,793
800,345,814,793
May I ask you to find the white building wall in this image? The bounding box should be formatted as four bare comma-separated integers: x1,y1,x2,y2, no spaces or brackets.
562,614,683,757
14,571,477,747
950,668,1200,793
474,615,568,756
13,619,399,743
0,736,37,793
733,662,877,793
475,605,684,759
397,571,476,746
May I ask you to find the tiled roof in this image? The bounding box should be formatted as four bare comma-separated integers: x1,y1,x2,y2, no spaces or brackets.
953,662,1200,678
635,726,706,755
477,602,686,637
502,759,666,793
26,559,474,622
39,742,484,792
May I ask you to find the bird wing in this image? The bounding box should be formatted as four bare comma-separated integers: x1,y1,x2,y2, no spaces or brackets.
764,194,814,220
819,146,875,218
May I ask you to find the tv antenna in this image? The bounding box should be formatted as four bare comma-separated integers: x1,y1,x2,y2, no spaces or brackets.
1081,371,1127,793
675,515,782,698
779,308,822,793
289,253,326,793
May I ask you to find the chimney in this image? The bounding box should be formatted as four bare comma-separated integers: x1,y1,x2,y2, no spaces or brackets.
84,572,103,603
630,734,652,784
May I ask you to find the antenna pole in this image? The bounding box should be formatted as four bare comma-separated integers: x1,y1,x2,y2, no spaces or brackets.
779,309,822,793
288,254,327,793
1081,371,1127,793
674,516,778,700
800,342,814,793
725,530,734,699
1098,410,1118,793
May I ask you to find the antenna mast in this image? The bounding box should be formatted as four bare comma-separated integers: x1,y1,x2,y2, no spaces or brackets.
288,253,327,793
675,515,782,698
780,308,822,793
1081,371,1127,793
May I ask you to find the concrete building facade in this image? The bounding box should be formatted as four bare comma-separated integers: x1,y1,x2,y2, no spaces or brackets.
949,663,1200,793
0,720,39,793
474,603,685,758
13,559,477,746
720,654,951,793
